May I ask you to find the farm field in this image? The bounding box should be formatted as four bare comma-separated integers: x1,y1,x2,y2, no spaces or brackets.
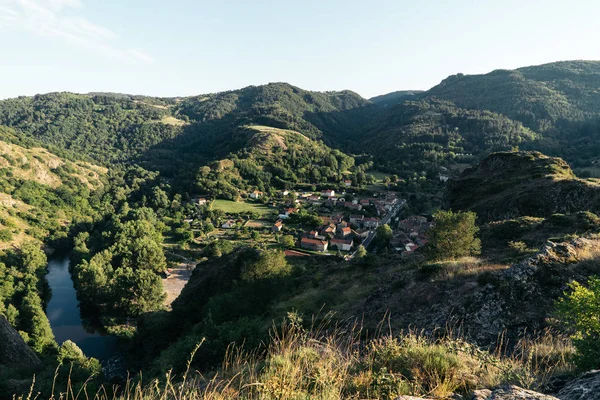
211,199,275,216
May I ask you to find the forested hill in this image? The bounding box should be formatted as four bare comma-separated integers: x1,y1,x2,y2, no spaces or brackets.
4,62,600,187
425,60,600,130
193,124,372,198
0,84,373,176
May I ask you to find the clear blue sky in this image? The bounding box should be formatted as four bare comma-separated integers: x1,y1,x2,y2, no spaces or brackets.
1,0,599,99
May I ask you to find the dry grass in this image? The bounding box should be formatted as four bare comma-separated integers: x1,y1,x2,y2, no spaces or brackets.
14,317,576,400
421,257,509,281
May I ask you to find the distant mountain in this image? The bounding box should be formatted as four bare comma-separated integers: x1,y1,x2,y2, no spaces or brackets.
4,62,600,187
343,99,536,174
369,90,424,107
447,151,600,222
426,60,600,130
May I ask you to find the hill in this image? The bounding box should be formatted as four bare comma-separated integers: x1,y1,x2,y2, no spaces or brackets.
426,60,600,129
193,124,368,198
0,92,183,164
369,90,424,106
357,99,537,174
447,151,600,222
0,127,107,248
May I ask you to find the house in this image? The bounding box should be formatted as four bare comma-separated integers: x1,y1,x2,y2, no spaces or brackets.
331,214,344,224
363,217,380,229
249,190,263,199
321,189,335,197
342,202,362,211
330,238,353,251
272,219,283,233
349,214,365,224
360,199,371,207
282,190,290,196
284,207,296,216
321,223,337,236
197,198,208,206
308,196,322,205
338,226,352,238
344,180,352,187
221,219,236,228
301,237,328,252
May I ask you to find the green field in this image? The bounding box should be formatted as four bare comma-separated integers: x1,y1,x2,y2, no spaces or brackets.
211,199,275,216
366,170,391,182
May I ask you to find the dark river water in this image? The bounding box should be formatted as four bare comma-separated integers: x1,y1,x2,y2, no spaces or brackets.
45,254,118,361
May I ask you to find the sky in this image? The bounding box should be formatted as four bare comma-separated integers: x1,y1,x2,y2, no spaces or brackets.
1,0,599,99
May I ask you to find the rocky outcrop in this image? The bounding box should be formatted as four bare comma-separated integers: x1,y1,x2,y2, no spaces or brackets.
447,151,600,223
472,385,558,399
464,238,592,345
0,315,41,370
556,370,600,399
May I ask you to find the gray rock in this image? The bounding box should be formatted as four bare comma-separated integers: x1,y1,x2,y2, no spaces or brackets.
472,385,558,399
0,315,41,369
556,370,600,399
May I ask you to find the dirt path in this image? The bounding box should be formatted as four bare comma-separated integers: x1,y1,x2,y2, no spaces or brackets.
162,253,195,307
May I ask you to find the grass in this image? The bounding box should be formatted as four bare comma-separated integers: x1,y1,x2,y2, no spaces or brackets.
211,200,275,217
366,170,391,183
18,318,576,400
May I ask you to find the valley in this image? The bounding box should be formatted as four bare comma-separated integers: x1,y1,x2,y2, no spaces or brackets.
3,60,600,399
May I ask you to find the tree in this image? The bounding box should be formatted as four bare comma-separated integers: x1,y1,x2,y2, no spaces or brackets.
281,235,295,248
557,277,600,370
355,245,367,258
240,250,291,282
375,224,393,247
425,210,481,260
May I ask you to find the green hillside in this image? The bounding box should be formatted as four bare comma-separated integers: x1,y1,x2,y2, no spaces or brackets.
193,125,369,198
0,126,107,248
447,151,600,222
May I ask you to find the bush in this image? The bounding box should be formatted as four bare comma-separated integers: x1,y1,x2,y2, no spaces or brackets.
556,276,600,370
0,228,13,242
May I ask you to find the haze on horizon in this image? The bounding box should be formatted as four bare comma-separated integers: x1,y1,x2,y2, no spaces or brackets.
0,0,599,100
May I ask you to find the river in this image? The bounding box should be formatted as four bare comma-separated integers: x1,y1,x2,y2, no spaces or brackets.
45,253,118,361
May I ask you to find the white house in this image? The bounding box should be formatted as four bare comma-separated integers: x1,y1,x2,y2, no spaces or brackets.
221,220,236,228
330,238,353,251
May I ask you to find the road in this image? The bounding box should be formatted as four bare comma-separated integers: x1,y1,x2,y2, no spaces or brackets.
348,199,406,258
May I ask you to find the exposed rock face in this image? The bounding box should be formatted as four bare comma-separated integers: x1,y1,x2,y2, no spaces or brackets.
556,370,600,399
472,385,558,400
447,151,600,223
0,315,41,370
463,238,595,345
472,385,558,399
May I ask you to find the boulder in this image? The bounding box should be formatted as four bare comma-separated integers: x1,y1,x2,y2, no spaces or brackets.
472,385,558,399
556,370,600,399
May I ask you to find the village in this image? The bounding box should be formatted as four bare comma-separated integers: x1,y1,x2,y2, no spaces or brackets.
189,185,432,259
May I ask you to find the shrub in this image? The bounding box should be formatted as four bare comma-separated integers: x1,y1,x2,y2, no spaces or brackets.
0,228,13,242
556,276,600,370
